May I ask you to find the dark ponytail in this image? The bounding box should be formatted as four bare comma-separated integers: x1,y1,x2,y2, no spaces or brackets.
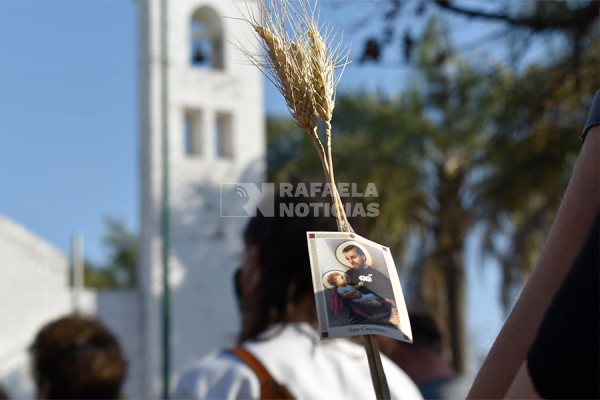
239,181,350,342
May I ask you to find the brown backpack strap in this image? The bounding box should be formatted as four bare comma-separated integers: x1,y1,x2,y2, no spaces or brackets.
228,347,294,400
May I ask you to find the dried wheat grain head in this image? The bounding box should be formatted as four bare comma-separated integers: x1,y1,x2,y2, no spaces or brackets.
299,2,350,124
235,0,317,131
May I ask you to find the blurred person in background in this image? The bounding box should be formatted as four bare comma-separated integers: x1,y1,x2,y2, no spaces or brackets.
30,314,127,399
390,310,471,399
174,182,423,400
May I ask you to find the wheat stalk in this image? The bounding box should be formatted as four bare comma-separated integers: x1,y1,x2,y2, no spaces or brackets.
300,2,351,232
234,5,392,398
234,0,350,231
234,1,326,176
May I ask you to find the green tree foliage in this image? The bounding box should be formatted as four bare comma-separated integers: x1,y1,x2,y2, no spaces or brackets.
83,217,138,289
267,10,598,372
84,260,117,288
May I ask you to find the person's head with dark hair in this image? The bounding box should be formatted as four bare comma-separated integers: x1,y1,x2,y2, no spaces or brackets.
408,311,443,352
238,181,357,342
391,309,455,388
30,314,127,399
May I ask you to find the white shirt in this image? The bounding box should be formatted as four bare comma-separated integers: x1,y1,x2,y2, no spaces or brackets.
174,322,423,400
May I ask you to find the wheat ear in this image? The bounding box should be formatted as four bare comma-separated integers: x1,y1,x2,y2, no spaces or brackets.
234,1,317,130
235,0,351,230
301,3,352,231
235,0,341,213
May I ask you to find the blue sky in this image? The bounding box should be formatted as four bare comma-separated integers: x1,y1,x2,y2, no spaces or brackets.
0,1,138,264
0,0,517,372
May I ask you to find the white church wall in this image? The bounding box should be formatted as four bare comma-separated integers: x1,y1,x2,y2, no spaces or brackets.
0,214,94,398
0,215,141,399
139,0,265,397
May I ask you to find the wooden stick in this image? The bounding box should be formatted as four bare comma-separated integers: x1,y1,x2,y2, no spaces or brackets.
311,128,390,399
335,220,391,399
363,335,391,400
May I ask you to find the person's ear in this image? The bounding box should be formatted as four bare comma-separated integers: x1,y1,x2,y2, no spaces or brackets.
249,246,260,266
240,246,261,300
390,341,407,366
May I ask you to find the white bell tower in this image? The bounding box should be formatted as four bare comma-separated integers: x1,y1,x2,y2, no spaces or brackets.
138,0,264,397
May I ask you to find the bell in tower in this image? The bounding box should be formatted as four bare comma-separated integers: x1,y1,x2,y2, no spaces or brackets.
189,8,222,69
192,46,205,64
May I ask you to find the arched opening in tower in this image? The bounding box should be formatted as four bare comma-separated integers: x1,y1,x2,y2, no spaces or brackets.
190,7,224,70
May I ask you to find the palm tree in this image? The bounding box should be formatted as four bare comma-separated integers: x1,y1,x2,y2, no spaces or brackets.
267,14,598,372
